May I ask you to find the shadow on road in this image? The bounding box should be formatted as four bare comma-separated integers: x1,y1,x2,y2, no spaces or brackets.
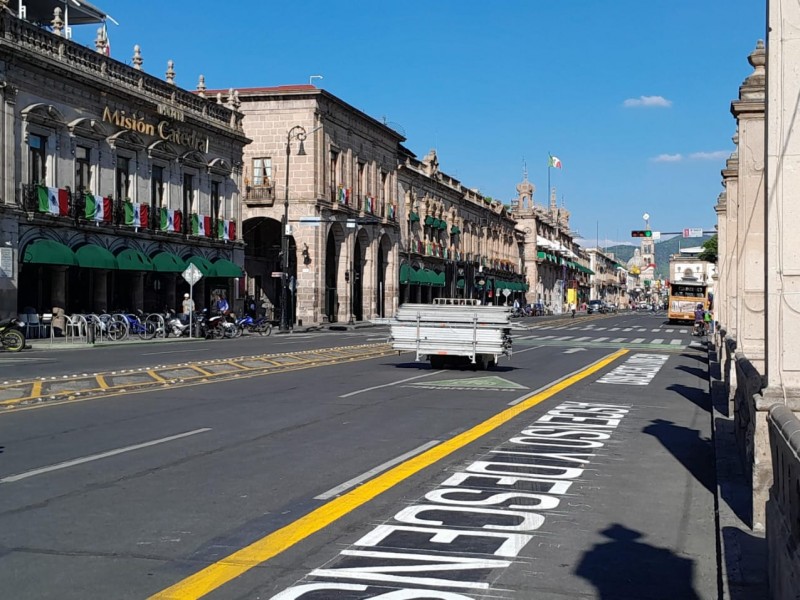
388,361,516,372
667,382,711,413
643,418,715,495
575,523,702,600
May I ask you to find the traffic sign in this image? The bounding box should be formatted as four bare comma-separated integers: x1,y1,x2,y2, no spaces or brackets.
182,263,203,285
683,228,704,238
271,271,283,278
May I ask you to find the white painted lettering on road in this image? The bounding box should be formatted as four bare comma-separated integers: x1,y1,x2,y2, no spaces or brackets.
270,399,630,597
596,353,669,386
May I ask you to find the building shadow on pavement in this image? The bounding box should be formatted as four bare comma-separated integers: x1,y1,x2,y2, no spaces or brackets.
643,418,715,495
575,523,702,600
667,382,711,413
675,364,711,380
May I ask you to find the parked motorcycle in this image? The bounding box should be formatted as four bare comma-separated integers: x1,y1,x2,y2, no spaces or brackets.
232,315,273,337
203,311,229,339
164,310,197,338
0,317,26,352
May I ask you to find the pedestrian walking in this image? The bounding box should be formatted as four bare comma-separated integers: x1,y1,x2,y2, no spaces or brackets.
570,302,576,318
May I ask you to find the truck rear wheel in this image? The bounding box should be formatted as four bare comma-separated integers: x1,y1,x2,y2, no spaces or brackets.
430,356,446,370
474,354,491,371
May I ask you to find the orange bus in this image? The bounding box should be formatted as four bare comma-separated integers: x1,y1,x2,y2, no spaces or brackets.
667,280,708,323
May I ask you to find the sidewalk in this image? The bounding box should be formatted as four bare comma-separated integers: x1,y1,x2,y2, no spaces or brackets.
708,341,769,600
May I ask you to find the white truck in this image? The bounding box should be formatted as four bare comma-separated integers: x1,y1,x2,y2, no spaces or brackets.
388,298,513,370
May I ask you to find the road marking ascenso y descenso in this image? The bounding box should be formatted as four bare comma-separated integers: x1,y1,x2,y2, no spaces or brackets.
147,348,628,600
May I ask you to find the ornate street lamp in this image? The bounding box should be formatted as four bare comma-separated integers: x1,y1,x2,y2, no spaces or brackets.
280,125,307,332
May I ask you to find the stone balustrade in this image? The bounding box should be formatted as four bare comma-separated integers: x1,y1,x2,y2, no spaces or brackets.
767,404,800,598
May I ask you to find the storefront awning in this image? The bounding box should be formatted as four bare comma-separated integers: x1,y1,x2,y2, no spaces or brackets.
75,244,117,269
212,258,243,278
400,264,412,284
117,248,154,271
152,252,186,273
187,256,214,276
23,239,77,266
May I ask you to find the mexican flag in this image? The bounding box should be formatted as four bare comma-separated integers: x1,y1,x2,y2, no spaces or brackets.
160,207,173,232
124,201,141,227
173,210,182,233
217,219,236,241
139,204,150,229
85,193,112,222
192,214,210,236
37,186,69,216
548,155,563,169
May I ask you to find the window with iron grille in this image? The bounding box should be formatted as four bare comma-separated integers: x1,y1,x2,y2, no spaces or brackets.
151,165,164,209
116,156,131,201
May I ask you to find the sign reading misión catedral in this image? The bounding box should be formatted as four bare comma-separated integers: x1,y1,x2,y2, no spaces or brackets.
102,106,207,152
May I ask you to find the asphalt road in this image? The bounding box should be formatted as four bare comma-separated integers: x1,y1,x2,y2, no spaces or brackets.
0,311,717,599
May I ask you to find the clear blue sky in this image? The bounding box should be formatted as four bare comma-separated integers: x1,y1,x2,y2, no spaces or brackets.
76,1,764,246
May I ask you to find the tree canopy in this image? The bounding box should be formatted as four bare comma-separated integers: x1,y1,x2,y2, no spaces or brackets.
698,234,718,263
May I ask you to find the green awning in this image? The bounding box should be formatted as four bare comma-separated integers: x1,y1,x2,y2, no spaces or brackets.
537,251,547,260
75,244,117,269
424,215,434,226
212,258,244,278
410,268,423,285
187,255,214,276
152,252,187,273
400,264,412,284
456,278,465,289
439,220,447,230
23,239,77,266
409,212,420,223
432,271,445,287
117,248,154,271
451,225,460,234
485,280,494,290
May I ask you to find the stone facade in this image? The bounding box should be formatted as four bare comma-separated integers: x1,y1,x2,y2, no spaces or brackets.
226,86,403,326
398,152,525,307
0,8,247,319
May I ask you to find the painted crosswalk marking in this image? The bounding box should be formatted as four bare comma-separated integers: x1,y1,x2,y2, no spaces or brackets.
670,339,682,345
652,338,664,344
595,337,609,342
611,337,626,343
631,338,645,343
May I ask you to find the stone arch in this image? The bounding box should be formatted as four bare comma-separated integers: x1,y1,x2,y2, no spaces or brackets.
325,222,347,322
67,116,108,140
107,129,147,150
352,227,371,321
21,103,67,128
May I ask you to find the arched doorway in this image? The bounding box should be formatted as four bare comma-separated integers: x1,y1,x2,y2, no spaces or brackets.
243,217,295,322
324,225,345,322
352,229,370,322
376,233,392,318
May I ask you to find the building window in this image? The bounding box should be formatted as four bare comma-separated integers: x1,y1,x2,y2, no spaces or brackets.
183,173,194,233
151,165,164,209
330,151,339,190
116,156,131,201
252,158,271,186
211,180,221,222
28,134,47,185
75,145,91,192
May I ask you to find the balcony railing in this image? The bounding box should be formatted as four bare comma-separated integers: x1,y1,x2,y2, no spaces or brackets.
20,184,237,241
244,184,275,206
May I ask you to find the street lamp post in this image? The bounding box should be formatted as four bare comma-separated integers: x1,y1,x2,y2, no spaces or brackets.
280,125,307,333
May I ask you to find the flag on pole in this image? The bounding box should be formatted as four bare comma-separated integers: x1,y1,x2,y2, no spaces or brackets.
173,210,182,233
548,155,563,169
37,186,69,215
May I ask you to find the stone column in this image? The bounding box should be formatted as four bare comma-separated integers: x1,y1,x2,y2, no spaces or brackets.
732,41,766,373
131,272,145,310
93,271,108,312
722,144,739,340
51,266,68,311
764,3,800,398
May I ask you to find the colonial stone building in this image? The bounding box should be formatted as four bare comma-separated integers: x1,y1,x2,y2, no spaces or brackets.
0,4,248,319
510,175,590,312
218,85,403,326
398,149,526,306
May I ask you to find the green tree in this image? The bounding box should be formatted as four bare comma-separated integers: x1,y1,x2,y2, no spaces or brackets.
698,234,718,263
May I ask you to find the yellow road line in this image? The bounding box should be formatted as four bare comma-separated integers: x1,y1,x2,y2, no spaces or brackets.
188,365,214,377
147,370,168,383
148,348,628,600
30,381,43,398
96,376,109,390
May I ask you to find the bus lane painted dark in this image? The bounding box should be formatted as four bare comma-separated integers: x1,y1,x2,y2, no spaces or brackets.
269,400,631,599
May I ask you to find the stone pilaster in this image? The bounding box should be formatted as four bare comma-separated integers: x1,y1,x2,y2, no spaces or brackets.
766,0,800,399
731,41,766,372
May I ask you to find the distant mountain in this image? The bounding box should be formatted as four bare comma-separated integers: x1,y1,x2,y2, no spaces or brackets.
600,236,712,279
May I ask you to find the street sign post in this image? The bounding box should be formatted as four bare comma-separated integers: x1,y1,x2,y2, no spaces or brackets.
182,263,203,339
683,227,704,238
